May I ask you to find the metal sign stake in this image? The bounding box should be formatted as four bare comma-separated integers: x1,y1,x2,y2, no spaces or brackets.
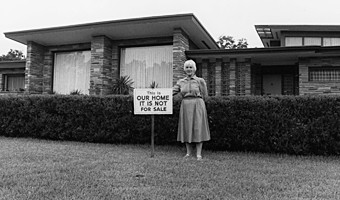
151,114,155,157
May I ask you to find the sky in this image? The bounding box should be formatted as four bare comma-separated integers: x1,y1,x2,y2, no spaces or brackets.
1,0,340,56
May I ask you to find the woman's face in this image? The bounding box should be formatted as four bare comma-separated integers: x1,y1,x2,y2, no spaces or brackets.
184,64,195,76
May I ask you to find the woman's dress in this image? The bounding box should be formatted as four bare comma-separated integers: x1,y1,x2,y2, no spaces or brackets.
173,75,211,143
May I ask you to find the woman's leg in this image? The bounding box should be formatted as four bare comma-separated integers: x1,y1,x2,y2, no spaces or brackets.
196,142,203,160
185,143,193,156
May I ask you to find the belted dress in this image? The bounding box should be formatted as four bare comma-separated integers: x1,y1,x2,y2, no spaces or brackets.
173,75,211,143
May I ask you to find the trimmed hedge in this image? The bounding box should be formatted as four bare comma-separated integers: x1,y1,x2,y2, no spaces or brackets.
0,95,339,155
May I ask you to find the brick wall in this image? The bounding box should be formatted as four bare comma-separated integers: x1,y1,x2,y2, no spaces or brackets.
221,59,230,96
23,29,192,95
90,36,113,95
173,28,189,85
299,57,340,95
193,57,252,96
26,41,46,94
236,58,252,95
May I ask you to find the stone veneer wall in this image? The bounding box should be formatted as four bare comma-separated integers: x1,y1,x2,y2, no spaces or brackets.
173,28,189,85
192,57,252,96
26,41,46,93
299,56,340,95
236,58,252,95
91,36,113,95
25,29,190,95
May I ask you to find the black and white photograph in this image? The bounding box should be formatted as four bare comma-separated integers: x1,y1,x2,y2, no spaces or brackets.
1,0,340,199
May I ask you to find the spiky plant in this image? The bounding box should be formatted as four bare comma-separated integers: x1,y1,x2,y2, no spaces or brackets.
110,75,134,95
70,89,82,95
150,81,158,89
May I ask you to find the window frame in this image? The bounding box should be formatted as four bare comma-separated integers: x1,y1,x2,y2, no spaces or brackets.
3,73,25,92
308,66,340,82
119,45,173,89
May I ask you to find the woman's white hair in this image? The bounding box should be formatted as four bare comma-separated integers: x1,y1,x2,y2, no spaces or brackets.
184,59,197,72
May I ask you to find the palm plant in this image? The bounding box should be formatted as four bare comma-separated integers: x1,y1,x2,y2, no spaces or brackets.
150,81,158,89
70,89,82,95
110,75,134,95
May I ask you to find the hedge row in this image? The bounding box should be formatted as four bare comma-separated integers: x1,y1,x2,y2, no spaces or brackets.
0,95,339,155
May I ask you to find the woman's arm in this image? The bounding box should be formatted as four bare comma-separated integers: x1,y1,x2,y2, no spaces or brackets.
199,78,208,99
173,80,181,96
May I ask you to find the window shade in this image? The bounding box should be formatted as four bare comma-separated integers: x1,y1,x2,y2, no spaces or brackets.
54,51,91,94
120,46,173,88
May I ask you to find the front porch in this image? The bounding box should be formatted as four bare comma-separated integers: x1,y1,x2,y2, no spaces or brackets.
186,46,333,96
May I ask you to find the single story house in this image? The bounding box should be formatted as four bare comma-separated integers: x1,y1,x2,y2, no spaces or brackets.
0,60,25,93
4,14,340,96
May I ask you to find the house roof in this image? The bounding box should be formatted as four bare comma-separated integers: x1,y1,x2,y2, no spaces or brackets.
4,13,219,50
255,25,340,47
186,46,340,65
0,60,26,69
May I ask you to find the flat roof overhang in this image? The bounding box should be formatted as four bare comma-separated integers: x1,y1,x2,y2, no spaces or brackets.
186,46,340,65
0,60,26,69
255,25,340,47
4,13,219,50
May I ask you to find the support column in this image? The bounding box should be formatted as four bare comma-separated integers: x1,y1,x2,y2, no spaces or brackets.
229,58,236,96
90,35,113,95
244,58,252,95
26,41,46,94
173,28,189,85
221,57,230,96
215,59,222,96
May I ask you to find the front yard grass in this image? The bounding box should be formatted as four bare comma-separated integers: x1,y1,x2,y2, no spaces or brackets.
0,137,339,200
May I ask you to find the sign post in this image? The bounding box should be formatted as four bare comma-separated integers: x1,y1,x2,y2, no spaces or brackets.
133,88,173,157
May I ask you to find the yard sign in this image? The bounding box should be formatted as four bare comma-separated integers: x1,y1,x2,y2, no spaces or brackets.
133,88,173,157
133,88,173,115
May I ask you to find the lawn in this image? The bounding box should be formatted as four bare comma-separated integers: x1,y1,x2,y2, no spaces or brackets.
0,137,339,200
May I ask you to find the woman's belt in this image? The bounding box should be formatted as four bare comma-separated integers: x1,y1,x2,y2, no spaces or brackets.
183,96,202,99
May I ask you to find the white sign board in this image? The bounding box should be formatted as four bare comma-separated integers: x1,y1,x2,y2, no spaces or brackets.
133,88,173,115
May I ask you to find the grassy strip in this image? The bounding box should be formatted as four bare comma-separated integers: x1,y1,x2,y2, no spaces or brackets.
0,137,339,200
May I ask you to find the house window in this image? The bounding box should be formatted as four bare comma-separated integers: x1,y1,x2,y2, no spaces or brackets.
285,37,303,46
4,74,25,91
309,67,340,82
120,45,173,88
53,51,91,94
323,38,340,46
304,37,321,46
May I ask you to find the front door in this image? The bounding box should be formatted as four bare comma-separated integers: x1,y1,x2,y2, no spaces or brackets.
262,74,281,95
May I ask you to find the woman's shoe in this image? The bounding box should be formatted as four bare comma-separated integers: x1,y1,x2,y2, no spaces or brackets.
183,154,191,158
197,155,202,161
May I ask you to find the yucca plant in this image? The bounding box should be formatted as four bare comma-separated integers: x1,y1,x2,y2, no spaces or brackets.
70,89,82,95
150,81,158,89
110,75,134,95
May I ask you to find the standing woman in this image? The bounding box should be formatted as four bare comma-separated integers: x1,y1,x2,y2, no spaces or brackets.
173,59,210,160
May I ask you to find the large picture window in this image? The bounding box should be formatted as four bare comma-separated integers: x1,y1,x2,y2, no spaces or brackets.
309,67,340,82
120,45,173,88
3,74,25,91
54,51,91,94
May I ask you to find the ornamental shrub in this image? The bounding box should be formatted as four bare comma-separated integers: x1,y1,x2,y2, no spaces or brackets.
0,95,339,155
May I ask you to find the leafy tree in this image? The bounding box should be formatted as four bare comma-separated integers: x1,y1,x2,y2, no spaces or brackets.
0,49,25,61
216,35,248,49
